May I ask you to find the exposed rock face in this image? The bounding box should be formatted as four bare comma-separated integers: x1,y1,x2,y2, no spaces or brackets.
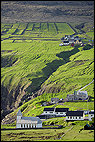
1,1,94,23
1,85,19,120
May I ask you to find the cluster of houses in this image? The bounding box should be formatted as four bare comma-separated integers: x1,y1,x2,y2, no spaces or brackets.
41,98,64,106
16,109,94,128
59,34,83,46
67,90,88,101
41,90,89,107
37,108,94,121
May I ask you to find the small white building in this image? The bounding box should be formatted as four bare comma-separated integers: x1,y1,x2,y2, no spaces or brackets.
43,108,55,115
63,40,69,45
55,108,69,116
59,43,63,46
16,110,42,128
88,110,94,121
66,111,85,121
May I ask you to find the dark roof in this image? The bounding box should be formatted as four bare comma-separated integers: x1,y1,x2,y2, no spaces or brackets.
66,111,84,116
89,111,94,114
79,39,81,42
44,108,54,111
51,98,59,101
61,37,64,40
55,108,69,112
69,39,74,41
63,41,69,43
75,36,79,38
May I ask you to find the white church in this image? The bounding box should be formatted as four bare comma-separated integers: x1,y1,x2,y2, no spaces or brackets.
16,109,42,128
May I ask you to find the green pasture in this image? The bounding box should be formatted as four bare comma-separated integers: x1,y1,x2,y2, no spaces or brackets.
1,22,75,39
1,121,94,141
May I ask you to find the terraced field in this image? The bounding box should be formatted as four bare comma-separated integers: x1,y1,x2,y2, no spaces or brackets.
1,22,75,42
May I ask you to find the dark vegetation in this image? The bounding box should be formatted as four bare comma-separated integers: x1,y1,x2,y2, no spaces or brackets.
1,1,94,24
83,44,93,50
1,55,18,67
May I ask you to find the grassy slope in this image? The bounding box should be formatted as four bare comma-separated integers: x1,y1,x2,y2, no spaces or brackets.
1,22,94,121
1,23,75,100
1,121,94,141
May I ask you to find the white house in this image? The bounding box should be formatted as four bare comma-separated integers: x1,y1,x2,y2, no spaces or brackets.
63,40,69,45
66,111,85,121
88,110,94,121
55,108,69,116
16,110,42,128
43,107,69,116
43,108,55,115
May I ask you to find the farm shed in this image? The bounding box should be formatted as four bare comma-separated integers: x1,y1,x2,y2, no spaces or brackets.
59,43,63,46
16,110,42,128
68,39,75,44
66,111,85,121
88,110,94,121
63,40,69,45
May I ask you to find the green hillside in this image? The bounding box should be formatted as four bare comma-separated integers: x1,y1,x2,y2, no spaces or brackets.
1,22,94,123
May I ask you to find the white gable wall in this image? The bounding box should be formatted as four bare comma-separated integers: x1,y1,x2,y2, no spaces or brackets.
55,112,66,116
43,111,55,115
37,123,42,128
88,114,94,121
16,123,21,128
17,115,22,120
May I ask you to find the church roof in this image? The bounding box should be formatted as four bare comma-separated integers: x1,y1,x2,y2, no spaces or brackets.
17,109,22,116
21,117,42,124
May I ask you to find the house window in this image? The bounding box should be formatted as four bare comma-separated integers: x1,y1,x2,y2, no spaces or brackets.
24,124,25,128
31,124,33,128
29,124,31,128
60,112,63,114
76,117,77,119
21,124,23,128
79,117,81,119
70,116,72,119
27,124,28,128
